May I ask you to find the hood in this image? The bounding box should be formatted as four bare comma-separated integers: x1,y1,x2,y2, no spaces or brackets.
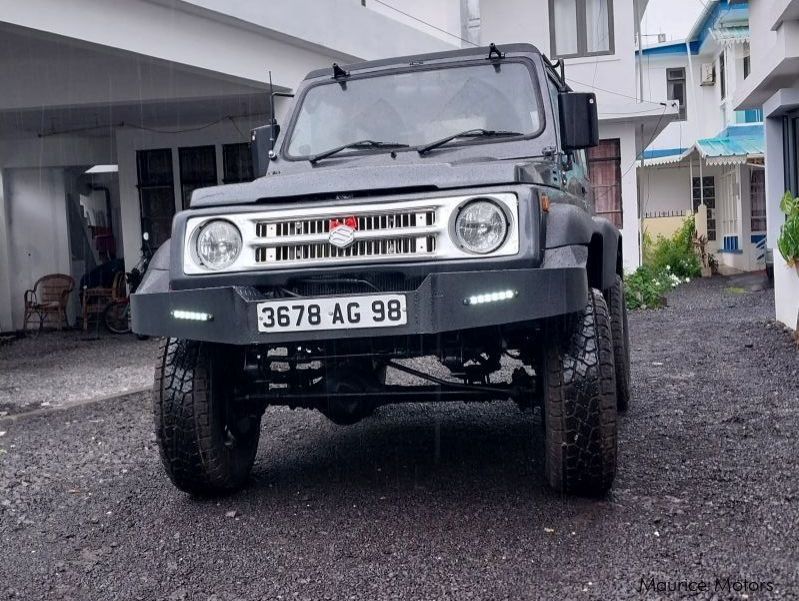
191,158,556,208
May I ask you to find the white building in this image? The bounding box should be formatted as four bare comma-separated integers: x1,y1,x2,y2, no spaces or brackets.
638,0,767,273
735,0,799,329
0,0,677,333
0,0,463,332
480,0,679,273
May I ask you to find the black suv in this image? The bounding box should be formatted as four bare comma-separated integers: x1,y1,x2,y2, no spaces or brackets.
132,43,631,497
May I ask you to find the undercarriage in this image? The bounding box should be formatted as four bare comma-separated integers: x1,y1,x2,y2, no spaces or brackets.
233,327,541,424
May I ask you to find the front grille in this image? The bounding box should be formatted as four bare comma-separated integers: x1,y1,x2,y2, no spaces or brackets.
253,209,438,265
181,193,520,275
255,236,437,263
255,210,436,238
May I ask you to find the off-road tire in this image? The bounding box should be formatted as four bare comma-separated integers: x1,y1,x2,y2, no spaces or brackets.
605,275,631,411
543,289,618,496
153,338,261,495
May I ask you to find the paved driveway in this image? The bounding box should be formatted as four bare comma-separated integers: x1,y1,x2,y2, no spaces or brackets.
1,277,797,600
0,331,156,413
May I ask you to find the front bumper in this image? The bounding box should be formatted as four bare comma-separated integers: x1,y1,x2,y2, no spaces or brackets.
131,267,587,345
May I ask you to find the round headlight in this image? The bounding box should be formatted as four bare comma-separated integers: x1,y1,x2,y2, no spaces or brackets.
195,220,242,270
454,199,508,254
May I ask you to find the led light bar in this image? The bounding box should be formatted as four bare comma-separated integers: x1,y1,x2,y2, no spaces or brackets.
171,309,213,322
464,289,518,306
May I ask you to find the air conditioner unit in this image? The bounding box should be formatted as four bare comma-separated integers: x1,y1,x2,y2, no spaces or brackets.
701,63,716,86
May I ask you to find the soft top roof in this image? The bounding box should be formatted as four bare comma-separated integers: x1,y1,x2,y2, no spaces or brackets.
304,43,545,81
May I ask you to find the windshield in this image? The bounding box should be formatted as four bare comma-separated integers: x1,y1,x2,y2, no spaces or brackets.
286,61,543,158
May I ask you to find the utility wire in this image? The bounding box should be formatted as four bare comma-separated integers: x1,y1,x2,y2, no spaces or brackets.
369,0,478,47
567,77,673,105
37,112,271,138
620,104,669,180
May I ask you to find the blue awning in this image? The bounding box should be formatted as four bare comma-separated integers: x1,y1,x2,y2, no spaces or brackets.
694,124,764,165
643,147,688,160
709,25,750,45
641,124,764,168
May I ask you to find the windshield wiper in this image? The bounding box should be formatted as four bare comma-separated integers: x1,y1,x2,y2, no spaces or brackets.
309,140,410,164
417,129,524,155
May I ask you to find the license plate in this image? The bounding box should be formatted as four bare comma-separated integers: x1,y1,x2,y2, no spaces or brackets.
256,294,407,333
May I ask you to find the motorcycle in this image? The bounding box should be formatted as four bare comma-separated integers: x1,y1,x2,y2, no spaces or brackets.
103,233,153,336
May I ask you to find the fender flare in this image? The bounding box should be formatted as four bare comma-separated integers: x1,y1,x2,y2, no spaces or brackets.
588,218,621,291
544,204,621,290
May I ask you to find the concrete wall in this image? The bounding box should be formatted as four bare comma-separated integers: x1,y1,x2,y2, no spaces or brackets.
640,164,693,215
0,136,116,170
761,92,799,328
602,122,642,272
774,252,799,329
644,43,754,155
643,53,728,150
2,168,73,329
480,0,640,111
0,0,459,91
0,170,11,331
747,0,779,66
365,0,464,45
643,214,690,240
715,0,799,325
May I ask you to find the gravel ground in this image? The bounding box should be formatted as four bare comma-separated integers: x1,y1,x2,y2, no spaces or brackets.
0,331,157,413
1,276,797,600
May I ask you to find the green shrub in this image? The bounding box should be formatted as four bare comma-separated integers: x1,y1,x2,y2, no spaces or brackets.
647,217,702,279
777,191,799,267
625,265,683,310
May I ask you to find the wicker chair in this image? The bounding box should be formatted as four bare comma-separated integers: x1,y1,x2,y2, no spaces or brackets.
23,273,75,333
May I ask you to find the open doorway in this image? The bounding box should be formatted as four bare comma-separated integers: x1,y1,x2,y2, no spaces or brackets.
65,166,124,327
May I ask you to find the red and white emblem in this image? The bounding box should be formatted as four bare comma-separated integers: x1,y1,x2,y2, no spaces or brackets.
328,216,358,249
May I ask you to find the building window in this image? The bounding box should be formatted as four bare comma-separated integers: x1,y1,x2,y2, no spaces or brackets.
719,51,726,101
136,148,175,249
179,145,217,209
222,143,254,184
750,169,766,232
588,139,622,228
692,176,717,241
667,68,687,120
549,0,614,59
743,42,751,80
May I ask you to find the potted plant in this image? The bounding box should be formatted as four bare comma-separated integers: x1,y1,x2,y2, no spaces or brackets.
777,191,799,271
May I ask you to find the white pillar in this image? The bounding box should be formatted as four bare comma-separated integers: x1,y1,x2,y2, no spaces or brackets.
0,169,13,332
764,117,786,248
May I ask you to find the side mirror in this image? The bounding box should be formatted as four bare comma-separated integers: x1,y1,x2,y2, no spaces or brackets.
250,121,280,178
558,92,599,151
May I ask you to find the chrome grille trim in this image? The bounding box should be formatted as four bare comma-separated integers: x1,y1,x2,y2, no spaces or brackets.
255,236,437,263
182,193,519,274
255,210,436,239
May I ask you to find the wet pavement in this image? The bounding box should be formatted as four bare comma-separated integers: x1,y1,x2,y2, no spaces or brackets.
0,276,797,600
0,330,156,414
